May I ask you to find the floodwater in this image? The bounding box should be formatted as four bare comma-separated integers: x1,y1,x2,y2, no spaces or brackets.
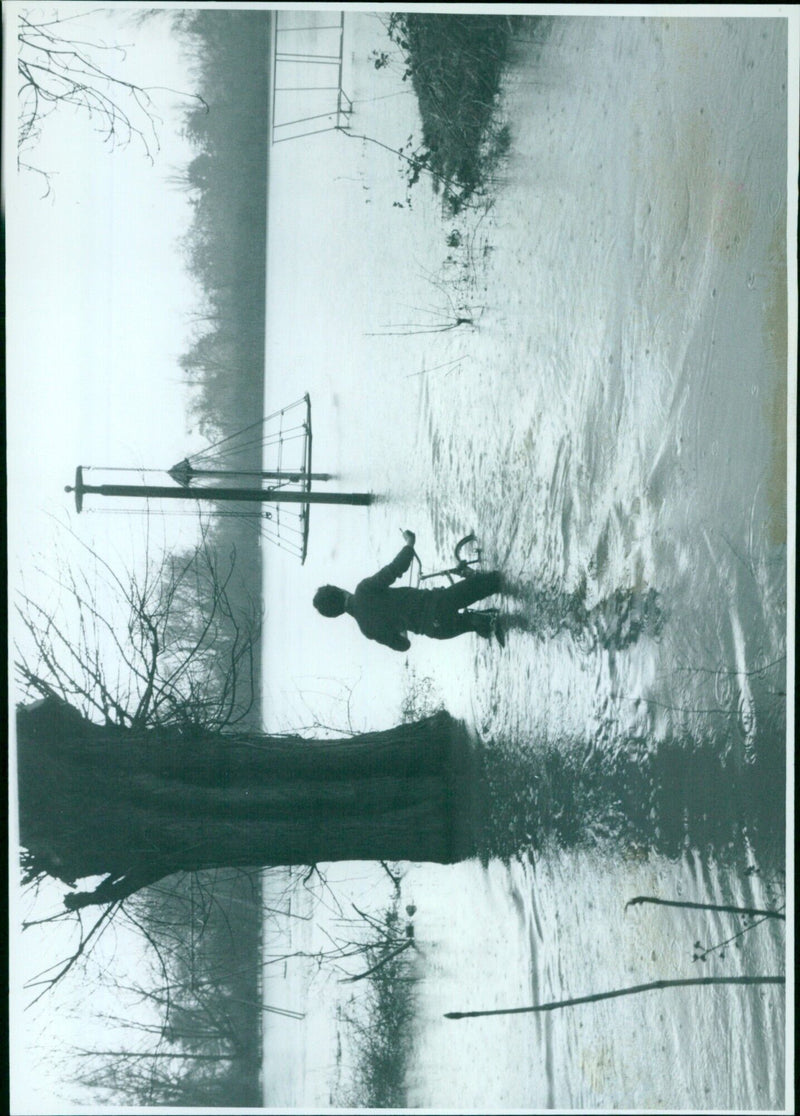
262,14,789,1110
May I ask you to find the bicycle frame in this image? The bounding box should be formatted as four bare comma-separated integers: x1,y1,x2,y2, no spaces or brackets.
416,533,483,585
409,533,500,626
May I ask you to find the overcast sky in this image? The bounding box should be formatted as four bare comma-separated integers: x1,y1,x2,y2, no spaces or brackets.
5,8,210,1108
6,5,206,599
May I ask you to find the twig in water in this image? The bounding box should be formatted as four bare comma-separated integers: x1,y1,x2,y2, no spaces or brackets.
405,355,465,379
445,976,785,1019
693,912,781,963
625,896,785,920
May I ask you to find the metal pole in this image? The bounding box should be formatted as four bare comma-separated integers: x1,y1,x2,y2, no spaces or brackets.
273,125,339,143
277,24,344,32
276,55,341,63
273,110,341,129
194,469,334,481
66,474,372,511
168,461,334,484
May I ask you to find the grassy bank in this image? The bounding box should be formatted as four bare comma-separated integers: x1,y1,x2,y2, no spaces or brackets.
385,13,515,213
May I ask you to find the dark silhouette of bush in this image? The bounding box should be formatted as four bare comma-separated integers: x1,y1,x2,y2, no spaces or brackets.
386,14,523,212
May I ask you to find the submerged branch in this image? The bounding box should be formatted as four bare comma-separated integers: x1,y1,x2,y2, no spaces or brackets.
625,896,785,920
445,976,785,1019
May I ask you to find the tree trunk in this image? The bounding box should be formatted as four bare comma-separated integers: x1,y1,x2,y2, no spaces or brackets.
16,698,481,907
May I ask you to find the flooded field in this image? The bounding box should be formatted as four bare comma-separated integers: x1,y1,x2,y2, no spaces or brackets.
263,14,788,1109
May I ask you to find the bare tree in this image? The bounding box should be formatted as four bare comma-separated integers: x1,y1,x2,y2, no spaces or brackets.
13,532,476,1008
16,6,205,193
366,304,477,337
11,522,474,1116
13,527,457,1103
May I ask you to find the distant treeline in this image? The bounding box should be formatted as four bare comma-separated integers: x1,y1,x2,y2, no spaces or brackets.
168,10,273,717
172,9,271,441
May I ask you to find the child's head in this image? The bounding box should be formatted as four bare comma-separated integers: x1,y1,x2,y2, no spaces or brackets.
313,585,348,618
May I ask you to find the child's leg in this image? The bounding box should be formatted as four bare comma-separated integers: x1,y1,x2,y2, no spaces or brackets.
423,610,480,639
438,571,502,611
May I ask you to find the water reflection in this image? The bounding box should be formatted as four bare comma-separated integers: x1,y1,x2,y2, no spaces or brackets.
263,13,788,1108
472,703,785,872
500,578,665,651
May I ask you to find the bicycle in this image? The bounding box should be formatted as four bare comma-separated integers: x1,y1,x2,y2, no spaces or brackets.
409,532,504,643
416,532,483,584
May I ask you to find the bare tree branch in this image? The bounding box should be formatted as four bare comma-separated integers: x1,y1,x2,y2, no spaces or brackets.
15,532,261,738
16,8,207,187
25,901,123,1008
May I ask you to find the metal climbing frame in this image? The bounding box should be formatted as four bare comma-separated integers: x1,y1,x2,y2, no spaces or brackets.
66,396,374,565
271,11,353,144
